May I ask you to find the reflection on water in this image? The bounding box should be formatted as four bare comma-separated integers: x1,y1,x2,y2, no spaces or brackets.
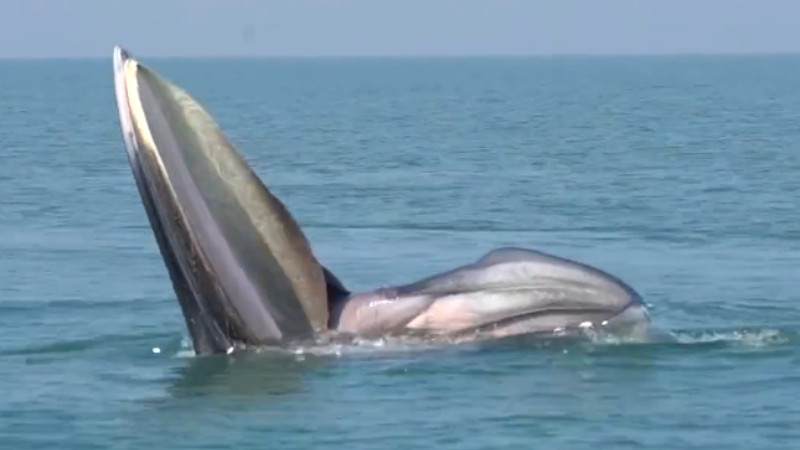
166,350,330,401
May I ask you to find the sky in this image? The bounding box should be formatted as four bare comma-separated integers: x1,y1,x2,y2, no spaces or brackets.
0,0,798,58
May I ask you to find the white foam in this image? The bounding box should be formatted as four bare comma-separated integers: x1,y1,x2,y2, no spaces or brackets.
175,349,196,359
671,328,788,347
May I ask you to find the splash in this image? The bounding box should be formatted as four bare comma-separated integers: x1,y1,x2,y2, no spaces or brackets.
162,324,796,361
169,333,475,359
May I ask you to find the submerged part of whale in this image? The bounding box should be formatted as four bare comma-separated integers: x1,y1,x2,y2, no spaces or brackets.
111,46,651,356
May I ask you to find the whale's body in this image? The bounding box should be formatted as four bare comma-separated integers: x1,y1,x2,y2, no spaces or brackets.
112,46,651,356
329,247,649,341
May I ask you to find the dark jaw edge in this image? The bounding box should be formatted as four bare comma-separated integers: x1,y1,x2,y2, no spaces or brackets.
126,138,239,355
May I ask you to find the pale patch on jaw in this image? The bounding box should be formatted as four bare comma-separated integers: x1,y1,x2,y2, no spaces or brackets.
405,295,482,332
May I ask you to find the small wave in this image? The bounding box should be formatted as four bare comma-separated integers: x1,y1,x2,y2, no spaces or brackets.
4,331,176,358
0,297,169,313
301,221,796,245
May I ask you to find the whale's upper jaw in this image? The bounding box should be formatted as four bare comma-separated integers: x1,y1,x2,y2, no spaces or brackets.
111,45,332,355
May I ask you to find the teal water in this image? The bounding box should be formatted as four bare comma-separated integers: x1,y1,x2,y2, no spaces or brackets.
1,56,798,449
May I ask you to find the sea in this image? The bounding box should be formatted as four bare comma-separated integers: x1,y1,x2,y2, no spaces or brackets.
0,55,798,449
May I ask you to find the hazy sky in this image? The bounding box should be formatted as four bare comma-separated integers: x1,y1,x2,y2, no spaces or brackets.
1,0,798,58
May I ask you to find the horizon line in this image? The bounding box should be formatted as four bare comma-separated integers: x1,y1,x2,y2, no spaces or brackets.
2,49,800,61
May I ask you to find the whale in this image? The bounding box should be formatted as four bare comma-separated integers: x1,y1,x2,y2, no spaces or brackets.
111,45,652,356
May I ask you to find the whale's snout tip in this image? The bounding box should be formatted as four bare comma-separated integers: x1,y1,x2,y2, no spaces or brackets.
113,45,128,59
113,45,132,71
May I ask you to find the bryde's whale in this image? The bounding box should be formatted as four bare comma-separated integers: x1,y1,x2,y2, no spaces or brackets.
111,46,652,356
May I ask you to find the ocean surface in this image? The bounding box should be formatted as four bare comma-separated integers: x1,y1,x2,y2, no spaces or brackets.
0,55,798,449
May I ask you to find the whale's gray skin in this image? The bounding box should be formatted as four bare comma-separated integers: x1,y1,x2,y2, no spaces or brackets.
112,46,651,356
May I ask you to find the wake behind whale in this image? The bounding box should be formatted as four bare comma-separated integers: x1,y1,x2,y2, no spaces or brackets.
159,325,793,362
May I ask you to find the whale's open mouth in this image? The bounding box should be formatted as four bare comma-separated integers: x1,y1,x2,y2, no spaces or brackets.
112,46,332,355
111,46,654,357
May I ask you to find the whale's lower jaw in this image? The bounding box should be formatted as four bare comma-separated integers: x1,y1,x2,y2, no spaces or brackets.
112,46,333,356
